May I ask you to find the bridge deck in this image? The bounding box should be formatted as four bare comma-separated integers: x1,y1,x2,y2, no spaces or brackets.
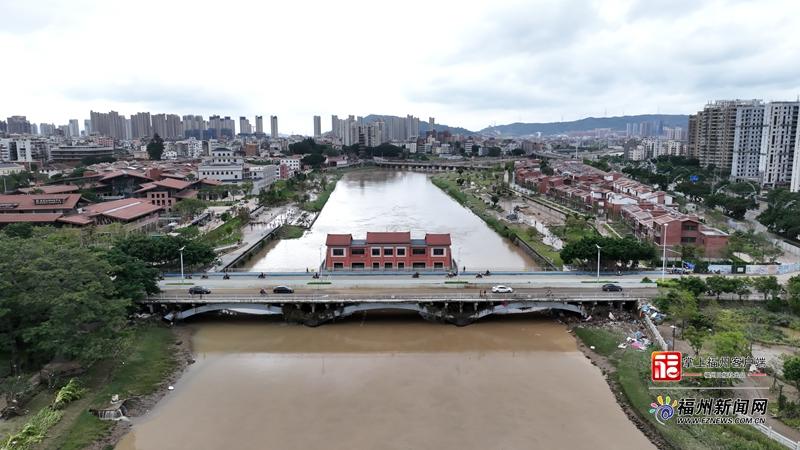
142,293,640,304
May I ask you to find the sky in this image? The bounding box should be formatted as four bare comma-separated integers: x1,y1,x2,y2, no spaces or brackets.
1,0,799,135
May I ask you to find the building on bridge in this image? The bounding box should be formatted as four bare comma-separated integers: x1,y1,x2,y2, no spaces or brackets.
324,232,452,271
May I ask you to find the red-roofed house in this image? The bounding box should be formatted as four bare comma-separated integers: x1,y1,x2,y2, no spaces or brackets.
324,232,452,271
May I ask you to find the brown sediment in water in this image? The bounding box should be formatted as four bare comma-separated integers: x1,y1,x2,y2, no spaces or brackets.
116,315,655,450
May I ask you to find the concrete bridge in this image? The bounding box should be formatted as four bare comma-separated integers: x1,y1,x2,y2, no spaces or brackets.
373,159,513,173
140,292,641,327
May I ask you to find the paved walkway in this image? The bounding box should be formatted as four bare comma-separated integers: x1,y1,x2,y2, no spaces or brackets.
210,205,296,271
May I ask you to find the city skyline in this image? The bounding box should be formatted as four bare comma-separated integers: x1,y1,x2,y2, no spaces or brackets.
2,0,799,134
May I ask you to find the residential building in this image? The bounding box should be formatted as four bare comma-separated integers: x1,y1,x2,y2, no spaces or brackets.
313,115,321,138
239,116,252,135
0,138,49,162
270,115,279,139
255,115,264,134
6,116,31,134
688,100,761,173
130,112,152,138
324,232,453,271
0,162,25,176
68,119,80,137
280,155,302,175
760,102,799,189
730,103,766,182
198,148,245,182
49,144,113,161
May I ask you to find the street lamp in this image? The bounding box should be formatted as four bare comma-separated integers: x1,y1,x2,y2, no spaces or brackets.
661,223,669,280
670,325,677,351
595,244,601,282
178,246,186,283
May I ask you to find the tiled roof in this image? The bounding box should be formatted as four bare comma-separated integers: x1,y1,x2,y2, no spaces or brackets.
425,233,451,246
83,198,162,221
0,213,64,223
366,232,411,244
18,185,80,194
0,194,83,212
326,234,352,246
97,170,152,182
153,178,193,190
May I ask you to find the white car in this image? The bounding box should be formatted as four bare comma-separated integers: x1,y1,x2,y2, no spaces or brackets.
491,285,514,294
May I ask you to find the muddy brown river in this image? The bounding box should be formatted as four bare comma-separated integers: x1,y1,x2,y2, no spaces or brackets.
117,315,653,450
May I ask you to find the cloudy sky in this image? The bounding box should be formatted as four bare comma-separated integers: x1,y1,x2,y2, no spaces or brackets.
2,0,798,134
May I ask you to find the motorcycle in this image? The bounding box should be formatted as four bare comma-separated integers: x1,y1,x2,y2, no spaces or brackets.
223,273,230,280
258,273,266,279
412,272,420,278
201,274,209,279
260,288,267,295
475,273,483,278
484,270,491,276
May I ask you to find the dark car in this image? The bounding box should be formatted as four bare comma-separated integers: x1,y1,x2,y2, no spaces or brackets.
189,286,211,295
272,286,294,294
601,284,623,292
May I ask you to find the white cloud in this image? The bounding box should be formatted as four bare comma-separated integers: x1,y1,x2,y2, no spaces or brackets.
1,0,798,133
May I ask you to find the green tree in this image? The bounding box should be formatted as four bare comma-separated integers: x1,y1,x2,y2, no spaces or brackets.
115,234,215,269
705,275,733,300
490,194,499,206
670,289,699,332
684,326,708,355
146,133,165,160
787,276,800,315
751,276,781,301
711,331,749,357
675,276,707,297
0,232,131,367
3,222,34,239
104,248,160,301
174,198,207,220
783,357,800,394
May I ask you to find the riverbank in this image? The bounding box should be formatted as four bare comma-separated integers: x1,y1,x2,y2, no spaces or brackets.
30,323,194,450
431,173,562,268
573,323,786,450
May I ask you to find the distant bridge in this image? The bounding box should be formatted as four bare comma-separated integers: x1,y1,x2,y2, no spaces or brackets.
140,293,641,327
373,159,513,172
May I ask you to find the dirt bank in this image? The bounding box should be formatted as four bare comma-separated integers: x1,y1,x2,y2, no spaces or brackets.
86,325,195,450
570,322,673,450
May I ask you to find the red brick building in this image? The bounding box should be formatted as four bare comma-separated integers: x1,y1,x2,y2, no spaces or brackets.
324,232,452,271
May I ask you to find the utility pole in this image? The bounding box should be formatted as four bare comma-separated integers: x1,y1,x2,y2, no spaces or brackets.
596,244,601,282
661,223,669,280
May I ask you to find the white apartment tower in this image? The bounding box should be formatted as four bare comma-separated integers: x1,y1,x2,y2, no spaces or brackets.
761,102,799,189
731,102,765,182
313,115,321,138
270,115,278,139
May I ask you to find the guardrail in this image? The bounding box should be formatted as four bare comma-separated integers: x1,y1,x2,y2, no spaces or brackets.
142,293,644,304
736,414,800,449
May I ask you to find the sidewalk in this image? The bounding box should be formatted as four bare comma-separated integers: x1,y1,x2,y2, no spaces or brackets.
210,205,295,271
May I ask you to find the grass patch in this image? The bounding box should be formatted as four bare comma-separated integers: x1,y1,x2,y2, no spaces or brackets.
201,216,243,247
301,173,342,212
574,326,786,450
52,324,177,450
277,225,305,239
307,281,332,285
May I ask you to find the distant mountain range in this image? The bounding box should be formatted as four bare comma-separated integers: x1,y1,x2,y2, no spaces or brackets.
361,113,689,138
479,114,689,137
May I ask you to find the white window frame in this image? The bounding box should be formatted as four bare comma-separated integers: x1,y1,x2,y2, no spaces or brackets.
331,247,346,257
383,246,394,256
432,247,446,257
396,247,406,256
371,247,381,256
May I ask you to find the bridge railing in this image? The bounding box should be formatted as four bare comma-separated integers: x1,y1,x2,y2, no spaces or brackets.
143,293,644,304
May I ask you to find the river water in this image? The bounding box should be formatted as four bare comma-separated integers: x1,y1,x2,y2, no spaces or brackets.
244,170,538,271
117,316,654,450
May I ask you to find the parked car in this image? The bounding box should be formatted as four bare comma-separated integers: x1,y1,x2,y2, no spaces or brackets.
272,286,294,294
491,285,514,294
189,286,211,295
601,284,623,292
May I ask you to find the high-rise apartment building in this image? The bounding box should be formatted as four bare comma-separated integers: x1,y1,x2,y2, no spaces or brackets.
90,110,127,140
688,100,761,173
313,115,321,138
39,123,56,136
730,102,765,183
270,115,278,139
182,115,204,139
152,113,167,138
84,119,91,135
239,116,252,135
760,102,799,189
130,112,152,139
68,119,80,137
6,116,32,134
166,114,182,139
255,115,264,134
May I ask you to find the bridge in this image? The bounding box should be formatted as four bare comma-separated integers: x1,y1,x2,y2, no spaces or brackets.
372,159,513,172
140,292,643,327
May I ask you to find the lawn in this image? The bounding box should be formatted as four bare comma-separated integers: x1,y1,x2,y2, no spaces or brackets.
574,326,786,450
